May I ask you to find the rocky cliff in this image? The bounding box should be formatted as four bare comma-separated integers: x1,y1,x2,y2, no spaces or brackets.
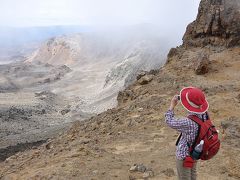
183,0,240,47
1,0,240,179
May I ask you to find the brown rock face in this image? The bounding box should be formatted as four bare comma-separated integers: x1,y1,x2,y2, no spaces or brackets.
137,75,153,85
183,0,240,47
195,51,210,75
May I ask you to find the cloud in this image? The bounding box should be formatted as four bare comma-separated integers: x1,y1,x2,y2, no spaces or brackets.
0,0,200,27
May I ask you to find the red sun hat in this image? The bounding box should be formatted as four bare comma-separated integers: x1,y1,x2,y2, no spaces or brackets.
180,87,209,114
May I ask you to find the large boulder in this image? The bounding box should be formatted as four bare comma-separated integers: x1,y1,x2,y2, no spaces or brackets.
183,0,240,47
137,75,153,85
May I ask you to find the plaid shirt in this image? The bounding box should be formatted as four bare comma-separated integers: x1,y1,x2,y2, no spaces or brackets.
165,110,207,160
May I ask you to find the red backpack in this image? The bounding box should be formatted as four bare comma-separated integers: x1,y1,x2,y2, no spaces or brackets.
188,114,220,160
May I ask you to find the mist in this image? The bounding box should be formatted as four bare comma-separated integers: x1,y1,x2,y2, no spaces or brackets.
0,0,200,63
0,0,200,27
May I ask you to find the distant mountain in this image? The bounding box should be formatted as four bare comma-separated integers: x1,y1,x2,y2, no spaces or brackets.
26,26,171,65
0,26,91,64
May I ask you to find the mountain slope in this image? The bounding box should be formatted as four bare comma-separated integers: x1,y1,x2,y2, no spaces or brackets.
1,46,240,180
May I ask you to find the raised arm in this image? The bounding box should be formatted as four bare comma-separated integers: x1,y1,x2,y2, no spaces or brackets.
165,110,193,133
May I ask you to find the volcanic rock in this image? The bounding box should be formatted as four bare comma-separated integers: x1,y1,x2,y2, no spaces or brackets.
194,51,210,75
167,48,179,58
136,71,147,80
183,0,240,47
138,75,153,85
129,164,147,173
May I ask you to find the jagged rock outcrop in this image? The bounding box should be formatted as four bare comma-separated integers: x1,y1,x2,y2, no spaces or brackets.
183,0,240,47
137,75,153,85
194,51,210,75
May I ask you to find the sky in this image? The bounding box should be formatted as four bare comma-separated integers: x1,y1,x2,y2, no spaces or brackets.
0,0,201,27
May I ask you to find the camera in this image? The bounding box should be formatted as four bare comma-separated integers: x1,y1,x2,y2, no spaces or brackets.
177,95,180,100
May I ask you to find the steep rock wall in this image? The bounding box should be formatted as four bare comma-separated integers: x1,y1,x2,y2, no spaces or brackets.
183,0,240,47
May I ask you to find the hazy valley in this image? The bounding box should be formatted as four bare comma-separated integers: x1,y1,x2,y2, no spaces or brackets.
0,27,172,158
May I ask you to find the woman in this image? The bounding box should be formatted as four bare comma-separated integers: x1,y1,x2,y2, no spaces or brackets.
165,87,209,180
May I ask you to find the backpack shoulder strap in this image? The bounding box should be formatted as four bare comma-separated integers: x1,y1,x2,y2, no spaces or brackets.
187,114,202,151
187,115,204,125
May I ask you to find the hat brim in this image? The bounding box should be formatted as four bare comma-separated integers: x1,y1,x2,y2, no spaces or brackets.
180,87,209,114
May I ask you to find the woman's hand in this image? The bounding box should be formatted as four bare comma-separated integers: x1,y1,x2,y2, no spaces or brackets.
169,95,179,111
